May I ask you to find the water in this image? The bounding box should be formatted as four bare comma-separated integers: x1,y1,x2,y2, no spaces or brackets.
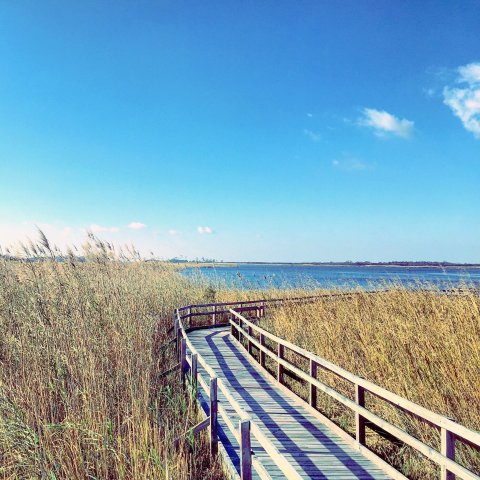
182,264,480,290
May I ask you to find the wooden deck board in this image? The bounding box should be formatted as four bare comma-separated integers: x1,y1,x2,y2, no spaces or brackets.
188,327,392,480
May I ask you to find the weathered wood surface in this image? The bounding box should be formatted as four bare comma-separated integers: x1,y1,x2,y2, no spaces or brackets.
188,326,393,479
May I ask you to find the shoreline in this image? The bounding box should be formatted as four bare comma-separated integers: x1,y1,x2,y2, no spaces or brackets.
184,262,480,269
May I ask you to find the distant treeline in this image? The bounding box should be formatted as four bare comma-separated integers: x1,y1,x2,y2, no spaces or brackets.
215,261,480,267
1,255,478,267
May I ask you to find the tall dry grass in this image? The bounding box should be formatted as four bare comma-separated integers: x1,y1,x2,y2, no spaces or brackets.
2,239,478,480
261,287,480,478
0,235,228,479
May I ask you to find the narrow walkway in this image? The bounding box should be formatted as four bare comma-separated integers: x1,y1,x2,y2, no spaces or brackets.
187,327,392,480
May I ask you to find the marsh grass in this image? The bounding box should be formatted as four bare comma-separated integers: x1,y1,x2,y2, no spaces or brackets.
261,286,480,479
0,235,230,479
2,237,478,480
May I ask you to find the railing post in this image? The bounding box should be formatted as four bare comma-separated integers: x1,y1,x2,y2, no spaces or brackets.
180,338,187,388
309,359,317,408
277,343,284,384
259,333,266,368
247,325,253,355
240,419,252,480
210,377,218,456
191,353,198,392
238,317,243,342
441,427,455,480
186,307,192,329
212,305,217,325
355,383,366,445
231,314,238,340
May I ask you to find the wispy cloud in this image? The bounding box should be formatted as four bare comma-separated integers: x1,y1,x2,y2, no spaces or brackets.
90,224,120,233
168,229,178,235
197,226,213,234
443,62,480,139
332,156,374,172
303,129,322,142
358,108,414,139
306,112,313,118
127,222,147,230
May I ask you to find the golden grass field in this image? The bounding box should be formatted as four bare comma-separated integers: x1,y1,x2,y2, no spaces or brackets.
0,235,478,479
0,236,227,479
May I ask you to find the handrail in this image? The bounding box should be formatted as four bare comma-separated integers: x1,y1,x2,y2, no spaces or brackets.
229,309,480,480
176,291,374,312
229,310,480,445
176,295,319,311
174,304,303,480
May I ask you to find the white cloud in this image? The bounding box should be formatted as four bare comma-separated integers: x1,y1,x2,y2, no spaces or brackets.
127,222,147,230
358,108,414,138
90,224,120,233
332,157,371,172
168,229,178,235
303,129,322,142
443,62,480,139
197,226,213,234
306,113,313,118
458,63,480,84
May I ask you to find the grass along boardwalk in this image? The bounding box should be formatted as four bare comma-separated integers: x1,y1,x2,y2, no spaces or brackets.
174,296,480,480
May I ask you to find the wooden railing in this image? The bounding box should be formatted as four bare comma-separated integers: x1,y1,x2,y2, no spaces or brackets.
174,300,307,480
229,309,480,480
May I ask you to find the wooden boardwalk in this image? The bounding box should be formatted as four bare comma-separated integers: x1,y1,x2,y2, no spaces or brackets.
174,297,480,480
188,326,391,479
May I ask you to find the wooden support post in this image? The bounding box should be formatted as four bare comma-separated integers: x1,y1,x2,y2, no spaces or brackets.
231,315,238,340
191,353,198,392
240,419,252,480
355,383,366,445
186,307,192,328
212,305,217,325
180,338,187,388
309,359,317,408
277,343,284,384
210,377,218,456
238,318,243,342
441,427,455,480
232,315,241,341
247,325,253,355
259,333,266,368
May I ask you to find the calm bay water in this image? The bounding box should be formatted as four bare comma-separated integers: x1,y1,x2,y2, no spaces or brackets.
182,264,480,290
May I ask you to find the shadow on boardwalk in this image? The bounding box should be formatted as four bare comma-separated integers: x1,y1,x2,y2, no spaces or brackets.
189,327,391,479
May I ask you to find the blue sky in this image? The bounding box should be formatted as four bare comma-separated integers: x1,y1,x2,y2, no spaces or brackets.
0,1,479,262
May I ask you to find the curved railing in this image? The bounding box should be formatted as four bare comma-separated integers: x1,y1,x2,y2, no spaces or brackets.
173,294,480,480
174,297,309,479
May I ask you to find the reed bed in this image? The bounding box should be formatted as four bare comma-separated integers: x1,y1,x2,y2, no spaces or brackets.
0,235,232,480
2,237,478,480
261,286,480,479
